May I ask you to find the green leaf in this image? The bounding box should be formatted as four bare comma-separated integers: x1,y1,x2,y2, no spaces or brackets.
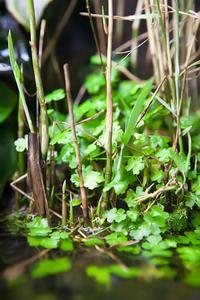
45,89,65,103
84,237,104,247
105,232,127,246
103,145,129,195
156,148,171,163
130,223,151,241
27,236,43,247
127,209,138,222
50,129,72,145
192,211,200,228
192,176,200,195
150,135,170,148
71,165,104,190
60,239,74,251
123,80,153,145
118,81,141,100
124,188,144,208
27,217,52,237
185,192,200,208
31,257,71,278
126,156,145,175
71,198,82,207
169,149,187,177
104,208,126,223
151,169,164,183
29,227,52,237
14,135,28,152
85,73,105,94
27,217,49,229
40,237,59,249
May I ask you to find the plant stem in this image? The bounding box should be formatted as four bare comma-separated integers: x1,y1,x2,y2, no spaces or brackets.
17,68,25,176
93,0,106,54
63,64,89,224
102,0,113,209
8,31,34,134
28,0,49,159
69,193,73,227
86,0,106,78
62,180,67,226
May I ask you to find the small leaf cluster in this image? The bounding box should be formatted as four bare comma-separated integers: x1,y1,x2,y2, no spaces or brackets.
27,216,73,251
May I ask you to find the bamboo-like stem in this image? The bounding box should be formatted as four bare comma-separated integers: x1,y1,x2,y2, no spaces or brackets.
144,0,160,85
173,0,180,111
69,193,73,227
28,0,49,159
17,67,25,176
63,64,89,223
8,31,35,134
93,0,106,54
131,0,144,68
115,0,125,46
173,19,200,150
102,0,113,208
17,100,25,175
38,19,46,69
62,180,67,226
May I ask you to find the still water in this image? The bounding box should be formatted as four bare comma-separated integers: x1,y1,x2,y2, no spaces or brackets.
1,223,200,300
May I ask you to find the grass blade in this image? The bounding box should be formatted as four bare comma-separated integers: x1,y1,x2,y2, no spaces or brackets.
8,31,34,133
123,80,153,145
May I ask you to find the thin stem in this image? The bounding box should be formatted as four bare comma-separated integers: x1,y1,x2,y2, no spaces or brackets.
93,0,106,54
85,0,106,78
131,0,144,68
62,180,67,226
17,68,25,176
103,0,113,208
8,31,35,133
28,0,49,158
63,63,89,223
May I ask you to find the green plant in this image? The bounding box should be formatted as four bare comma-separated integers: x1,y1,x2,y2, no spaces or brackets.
5,0,200,288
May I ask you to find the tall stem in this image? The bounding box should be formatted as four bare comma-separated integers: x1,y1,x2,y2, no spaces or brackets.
28,0,49,159
103,0,113,208
63,64,89,223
